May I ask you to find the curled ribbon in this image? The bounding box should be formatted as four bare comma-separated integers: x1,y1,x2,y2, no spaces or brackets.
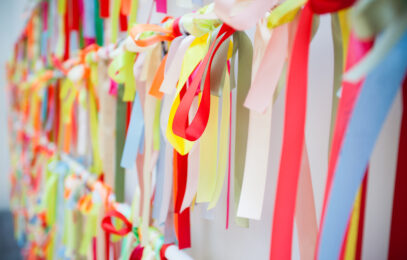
172,24,235,142
101,210,132,260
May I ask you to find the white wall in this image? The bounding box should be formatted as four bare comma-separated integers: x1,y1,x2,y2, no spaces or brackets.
0,0,28,209
0,0,400,259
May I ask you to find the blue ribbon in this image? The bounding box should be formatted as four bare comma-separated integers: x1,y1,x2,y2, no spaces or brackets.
83,0,96,38
41,88,48,123
318,30,407,259
40,31,48,58
121,93,145,169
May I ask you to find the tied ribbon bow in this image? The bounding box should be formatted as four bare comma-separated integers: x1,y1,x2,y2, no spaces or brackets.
101,210,133,260
172,24,235,142
129,17,183,48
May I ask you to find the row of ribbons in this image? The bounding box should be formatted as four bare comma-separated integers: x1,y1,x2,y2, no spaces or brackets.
7,0,407,259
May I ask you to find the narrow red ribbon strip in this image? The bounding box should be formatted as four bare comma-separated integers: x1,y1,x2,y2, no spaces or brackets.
63,0,71,60
70,0,80,31
99,0,110,18
129,245,144,260
175,208,191,249
120,12,128,31
174,152,188,213
174,88,189,213
269,4,312,259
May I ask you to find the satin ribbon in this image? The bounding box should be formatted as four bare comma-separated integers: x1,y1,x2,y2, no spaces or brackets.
208,71,231,209
295,145,318,260
310,0,356,14
232,31,253,227
98,62,117,189
317,30,407,260
129,245,144,260
387,77,407,259
120,93,144,170
315,33,373,260
152,134,167,221
172,24,235,142
174,208,191,249
115,85,128,202
329,13,344,149
156,0,167,14
180,101,200,211
174,148,188,213
83,0,95,39
149,55,167,99
163,35,208,156
108,51,137,101
160,243,172,260
244,23,288,113
171,150,191,249
98,0,109,18
140,92,158,246
214,0,277,31
269,5,313,259
237,18,288,220
110,0,121,43
196,35,230,204
196,94,219,203
89,81,103,175
101,210,132,260
129,24,177,48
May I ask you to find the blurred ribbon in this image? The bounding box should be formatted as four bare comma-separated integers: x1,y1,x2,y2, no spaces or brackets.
318,29,407,260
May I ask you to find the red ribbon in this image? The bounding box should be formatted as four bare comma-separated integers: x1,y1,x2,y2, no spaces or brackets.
174,88,189,213
160,243,173,260
63,0,70,60
310,0,356,14
387,76,407,259
129,245,144,260
70,0,80,31
269,4,313,259
99,0,110,18
175,208,191,249
172,17,182,37
119,12,128,31
101,210,132,260
172,24,235,141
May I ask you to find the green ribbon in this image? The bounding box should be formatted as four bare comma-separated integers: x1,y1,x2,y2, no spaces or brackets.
233,31,253,228
329,13,344,152
115,84,127,203
94,0,104,46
